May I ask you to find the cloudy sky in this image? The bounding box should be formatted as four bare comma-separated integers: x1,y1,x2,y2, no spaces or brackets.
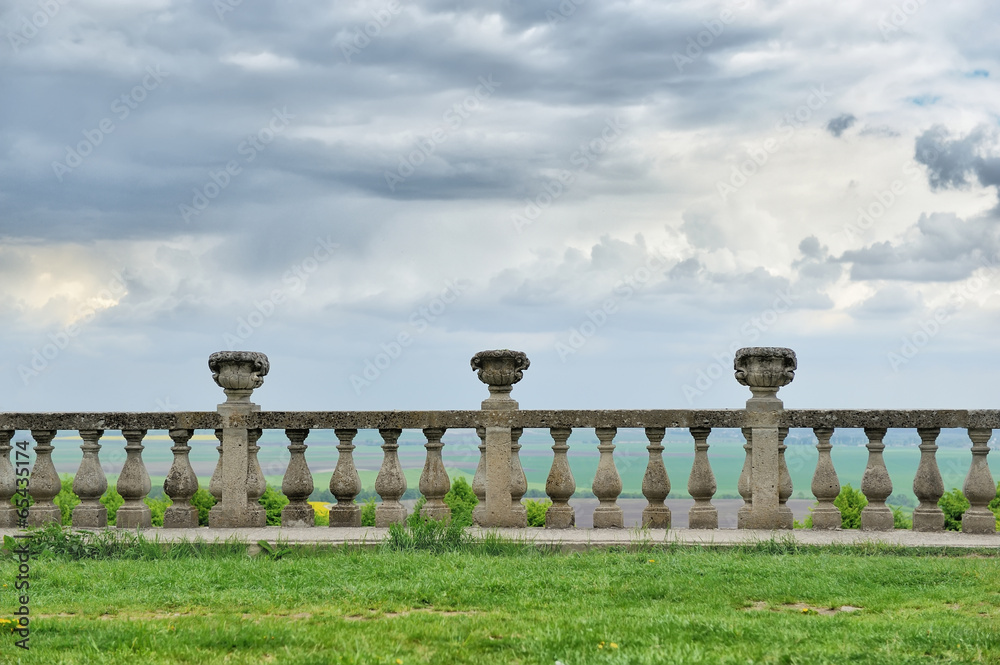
2,0,1000,414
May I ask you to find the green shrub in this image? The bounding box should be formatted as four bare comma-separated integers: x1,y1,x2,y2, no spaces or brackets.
102,486,124,525
938,488,969,531
892,506,912,530
443,476,477,527
407,497,428,527
190,488,216,526
834,484,867,529
525,499,551,527
54,475,79,525
258,485,288,526
146,496,171,527
360,497,377,527
314,510,329,526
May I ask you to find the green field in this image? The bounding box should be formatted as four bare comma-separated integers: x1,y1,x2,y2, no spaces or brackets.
2,533,999,664
36,428,1000,503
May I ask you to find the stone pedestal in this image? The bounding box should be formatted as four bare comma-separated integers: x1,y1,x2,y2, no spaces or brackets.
735,347,796,530
471,349,530,528
207,350,269,528
27,430,61,527
72,429,108,528
545,427,575,529
962,428,997,534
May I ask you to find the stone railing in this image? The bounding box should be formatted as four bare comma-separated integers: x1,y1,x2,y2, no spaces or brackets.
0,347,996,535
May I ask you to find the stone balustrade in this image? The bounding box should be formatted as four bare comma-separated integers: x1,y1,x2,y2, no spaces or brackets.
0,347,997,536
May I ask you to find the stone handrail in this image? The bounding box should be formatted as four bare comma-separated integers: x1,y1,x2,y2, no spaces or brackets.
0,347,996,536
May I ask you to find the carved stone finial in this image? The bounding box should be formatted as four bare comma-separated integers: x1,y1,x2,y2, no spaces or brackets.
734,347,796,401
471,349,530,409
208,351,270,403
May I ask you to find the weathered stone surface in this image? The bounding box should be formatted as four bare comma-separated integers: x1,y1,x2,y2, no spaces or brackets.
641,427,670,529
471,427,486,526
810,427,841,530
418,427,451,522
27,430,61,526
962,428,996,534
912,428,944,532
736,428,752,529
375,428,407,527
592,427,623,528
246,429,267,528
734,347,796,400
509,428,528,527
0,431,18,528
545,427,575,529
281,429,314,528
163,429,199,528
688,426,718,529
72,429,108,528
860,428,894,531
115,430,152,529
777,427,793,530
329,429,361,527
208,429,224,525
210,351,266,528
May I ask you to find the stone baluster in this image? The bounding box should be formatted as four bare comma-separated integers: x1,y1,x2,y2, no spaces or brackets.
246,428,266,527
471,349,530,528
418,427,451,521
208,429,224,524
510,427,528,526
0,431,18,528
208,350,269,528
27,429,61,526
163,428,199,528
641,427,670,528
471,427,487,526
545,427,575,528
592,427,623,528
810,426,841,530
375,428,407,526
912,427,944,532
734,347,796,529
962,428,996,534
736,427,752,529
72,429,108,527
860,427,893,531
281,429,314,527
776,427,793,529
116,429,152,529
688,426,718,529
375,429,406,527
330,428,362,527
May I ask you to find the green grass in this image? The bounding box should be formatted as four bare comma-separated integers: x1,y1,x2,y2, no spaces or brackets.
1,531,999,664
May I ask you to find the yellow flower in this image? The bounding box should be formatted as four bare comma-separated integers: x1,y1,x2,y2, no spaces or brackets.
597,644,604,649
396,660,403,664
801,608,809,613
610,643,619,649
648,559,655,563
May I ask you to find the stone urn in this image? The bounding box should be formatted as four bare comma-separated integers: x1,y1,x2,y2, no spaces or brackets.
733,347,796,402
208,351,270,403
471,349,530,409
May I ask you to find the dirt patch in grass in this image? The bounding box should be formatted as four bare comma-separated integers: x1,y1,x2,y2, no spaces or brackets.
345,608,479,621
744,602,863,615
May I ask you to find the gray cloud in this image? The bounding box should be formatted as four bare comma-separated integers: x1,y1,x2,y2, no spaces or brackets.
826,113,856,138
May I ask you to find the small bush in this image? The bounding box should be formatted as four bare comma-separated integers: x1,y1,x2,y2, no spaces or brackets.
360,497,377,527
258,485,288,526
55,475,80,525
892,506,912,530
834,484,867,529
939,488,969,531
191,489,217,526
102,486,124,525
525,499,551,527
443,477,477,527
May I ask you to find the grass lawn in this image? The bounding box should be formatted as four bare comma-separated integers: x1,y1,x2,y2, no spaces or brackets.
1,535,999,664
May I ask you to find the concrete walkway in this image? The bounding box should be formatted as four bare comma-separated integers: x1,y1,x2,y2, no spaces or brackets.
6,527,999,550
